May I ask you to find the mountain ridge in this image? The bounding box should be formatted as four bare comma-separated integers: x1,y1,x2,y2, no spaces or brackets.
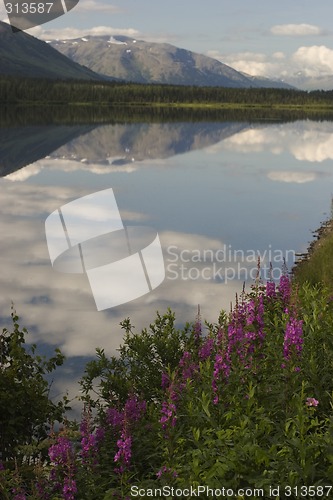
50,35,295,89
50,35,255,87
0,22,299,89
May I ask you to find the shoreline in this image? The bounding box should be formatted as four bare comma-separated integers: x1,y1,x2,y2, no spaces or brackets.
292,215,333,288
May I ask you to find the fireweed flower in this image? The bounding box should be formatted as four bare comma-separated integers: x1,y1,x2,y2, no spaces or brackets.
179,350,198,381
114,430,132,473
49,436,73,466
106,407,124,428
306,397,319,407
113,396,146,475
266,280,276,299
161,371,170,389
80,408,100,466
213,287,266,401
48,436,76,500
278,274,291,304
63,477,77,500
217,325,228,349
95,425,105,443
179,351,191,366
283,313,303,361
226,306,248,364
80,431,97,465
160,400,177,429
199,337,214,360
156,465,178,479
245,295,265,345
124,395,147,422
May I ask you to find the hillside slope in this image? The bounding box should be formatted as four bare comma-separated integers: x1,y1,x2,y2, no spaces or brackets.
0,21,102,80
51,35,258,87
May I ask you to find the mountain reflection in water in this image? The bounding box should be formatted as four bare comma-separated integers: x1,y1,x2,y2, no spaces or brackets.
1,111,333,410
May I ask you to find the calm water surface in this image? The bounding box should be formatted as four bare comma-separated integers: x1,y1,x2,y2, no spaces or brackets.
1,116,333,405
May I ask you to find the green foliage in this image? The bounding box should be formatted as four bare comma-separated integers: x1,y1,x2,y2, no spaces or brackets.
0,307,67,463
78,279,333,497
80,310,192,407
2,276,333,498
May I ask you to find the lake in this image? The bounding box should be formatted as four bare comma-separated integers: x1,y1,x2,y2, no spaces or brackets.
1,109,333,408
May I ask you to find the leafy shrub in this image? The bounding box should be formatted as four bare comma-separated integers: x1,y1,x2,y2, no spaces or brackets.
0,308,67,464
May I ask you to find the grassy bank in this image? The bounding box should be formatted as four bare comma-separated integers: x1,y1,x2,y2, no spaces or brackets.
293,217,333,292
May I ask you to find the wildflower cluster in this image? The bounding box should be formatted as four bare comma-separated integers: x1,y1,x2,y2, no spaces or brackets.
114,431,132,473
48,435,77,500
283,313,303,362
112,395,147,475
2,272,333,497
160,400,177,430
80,407,104,467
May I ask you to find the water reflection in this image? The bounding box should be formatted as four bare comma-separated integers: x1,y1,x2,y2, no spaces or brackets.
0,124,96,176
1,121,248,176
1,115,333,408
45,188,165,309
219,121,333,163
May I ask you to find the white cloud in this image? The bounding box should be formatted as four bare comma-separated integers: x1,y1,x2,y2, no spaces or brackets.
0,182,241,359
219,122,333,164
290,129,333,162
4,158,139,181
36,25,140,41
221,128,273,153
208,44,333,82
267,171,318,183
207,49,283,78
5,164,43,182
292,45,333,76
271,23,323,36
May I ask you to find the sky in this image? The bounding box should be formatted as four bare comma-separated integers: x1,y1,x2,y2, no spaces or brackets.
2,0,333,80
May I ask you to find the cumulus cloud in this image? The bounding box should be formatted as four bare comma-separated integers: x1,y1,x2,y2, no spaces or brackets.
221,128,273,153
271,23,323,36
219,122,333,164
291,129,333,162
207,49,283,78
292,45,333,75
208,44,333,81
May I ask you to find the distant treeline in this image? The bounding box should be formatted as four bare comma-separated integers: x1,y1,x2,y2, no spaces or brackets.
1,76,333,109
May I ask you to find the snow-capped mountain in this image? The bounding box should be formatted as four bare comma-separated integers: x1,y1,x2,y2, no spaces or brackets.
50,35,294,89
